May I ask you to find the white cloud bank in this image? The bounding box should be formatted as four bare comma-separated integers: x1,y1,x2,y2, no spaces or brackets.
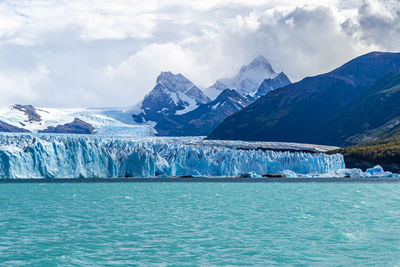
0,0,398,107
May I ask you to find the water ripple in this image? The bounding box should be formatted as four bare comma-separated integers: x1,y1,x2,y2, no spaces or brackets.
0,183,400,265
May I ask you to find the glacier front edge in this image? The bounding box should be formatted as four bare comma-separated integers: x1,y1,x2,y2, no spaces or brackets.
0,134,345,178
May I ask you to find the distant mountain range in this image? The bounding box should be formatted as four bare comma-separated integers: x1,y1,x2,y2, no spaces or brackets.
2,51,400,173
132,55,290,136
208,52,400,147
0,55,289,136
5,51,400,151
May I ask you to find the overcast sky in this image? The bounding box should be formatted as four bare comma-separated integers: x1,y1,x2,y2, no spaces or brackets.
0,0,399,108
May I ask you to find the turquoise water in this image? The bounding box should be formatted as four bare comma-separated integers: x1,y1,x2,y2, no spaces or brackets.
1,183,400,266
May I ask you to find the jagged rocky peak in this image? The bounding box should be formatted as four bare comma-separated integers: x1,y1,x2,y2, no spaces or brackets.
204,55,288,99
157,71,176,81
255,72,291,98
153,71,209,104
209,89,253,112
132,71,210,123
239,55,275,75
157,71,186,81
215,88,246,101
203,89,253,114
156,71,194,92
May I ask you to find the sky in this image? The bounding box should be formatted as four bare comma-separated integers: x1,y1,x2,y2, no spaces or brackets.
0,0,399,108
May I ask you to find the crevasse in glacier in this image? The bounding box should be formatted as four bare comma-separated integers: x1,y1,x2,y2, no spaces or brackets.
0,134,345,178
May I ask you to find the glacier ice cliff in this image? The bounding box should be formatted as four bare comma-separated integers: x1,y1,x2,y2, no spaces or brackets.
0,134,345,178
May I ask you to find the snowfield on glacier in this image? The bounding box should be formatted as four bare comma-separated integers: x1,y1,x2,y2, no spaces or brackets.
0,105,155,136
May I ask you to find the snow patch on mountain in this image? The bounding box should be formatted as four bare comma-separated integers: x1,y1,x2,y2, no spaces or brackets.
211,102,220,110
174,91,199,115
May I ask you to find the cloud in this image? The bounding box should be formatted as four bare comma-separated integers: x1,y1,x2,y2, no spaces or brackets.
0,0,398,108
342,0,400,50
0,63,50,107
101,43,206,107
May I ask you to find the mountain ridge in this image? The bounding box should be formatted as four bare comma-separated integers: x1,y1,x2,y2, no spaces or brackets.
207,51,400,146
155,89,253,136
131,55,290,136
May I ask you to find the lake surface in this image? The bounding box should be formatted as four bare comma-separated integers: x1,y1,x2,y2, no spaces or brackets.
1,183,400,266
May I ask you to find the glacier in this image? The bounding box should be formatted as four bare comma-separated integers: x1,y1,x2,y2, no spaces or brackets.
0,105,156,137
0,134,346,178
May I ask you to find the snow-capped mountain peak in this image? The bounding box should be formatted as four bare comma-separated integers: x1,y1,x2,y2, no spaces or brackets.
156,71,194,93
204,55,284,99
155,71,209,103
132,71,210,123
156,71,176,82
238,55,275,75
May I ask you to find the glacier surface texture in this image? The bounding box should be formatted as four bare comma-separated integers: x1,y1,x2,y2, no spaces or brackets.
0,134,345,178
